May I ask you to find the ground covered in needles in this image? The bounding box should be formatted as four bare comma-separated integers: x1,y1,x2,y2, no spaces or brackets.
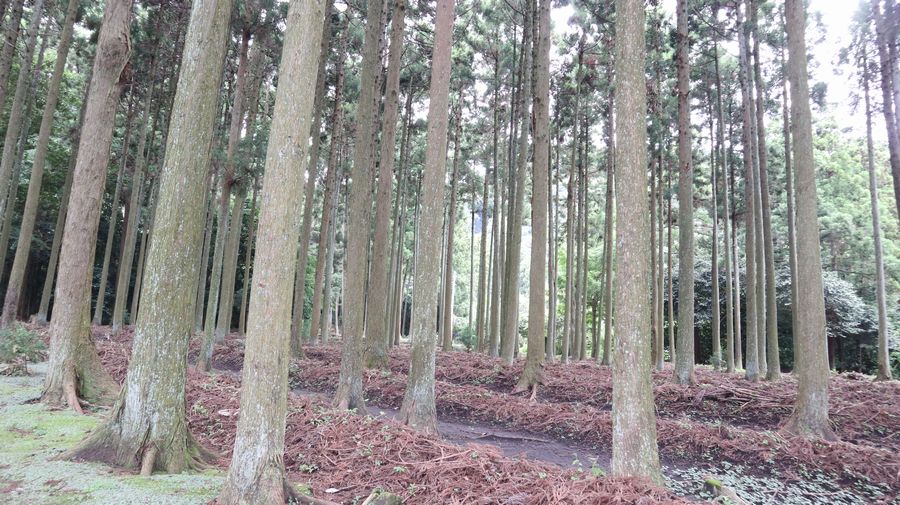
5,325,897,504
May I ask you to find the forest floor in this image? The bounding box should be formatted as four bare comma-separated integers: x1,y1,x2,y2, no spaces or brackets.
4,326,898,504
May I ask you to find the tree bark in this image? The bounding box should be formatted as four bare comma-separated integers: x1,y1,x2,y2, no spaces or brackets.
517,0,549,392
1,0,79,327
42,0,132,412
219,0,325,500
674,0,695,385
783,0,836,441
871,0,900,224
0,0,24,115
334,0,386,411
0,0,45,227
440,110,462,352
610,0,662,483
290,0,335,351
398,0,454,435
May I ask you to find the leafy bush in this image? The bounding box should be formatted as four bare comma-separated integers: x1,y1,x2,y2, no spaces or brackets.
0,326,46,366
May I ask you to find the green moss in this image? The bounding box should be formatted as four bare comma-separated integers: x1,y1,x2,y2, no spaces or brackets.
704,477,722,488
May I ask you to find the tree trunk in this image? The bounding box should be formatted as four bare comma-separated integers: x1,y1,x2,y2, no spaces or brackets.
714,26,735,373
517,0,549,392
610,0,662,483
131,178,159,322
66,0,230,472
674,0,695,385
42,0,132,412
112,81,156,332
602,94,615,366
34,157,75,323
195,170,218,332
308,35,346,344
781,29,798,358
782,0,836,441
738,3,760,382
871,0,900,224
238,185,257,335
563,43,581,364
335,0,386,411
398,0,454,435
290,0,335,351
219,1,325,500
0,0,25,115
214,185,247,338
862,50,892,380
440,111,462,352
0,0,45,229
1,0,79,327
707,96,721,370
750,0,780,380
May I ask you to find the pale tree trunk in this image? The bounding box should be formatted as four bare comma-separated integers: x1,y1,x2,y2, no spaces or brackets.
650,155,658,366
309,35,346,343
42,0,132,412
547,121,560,361
238,185,257,335
219,1,324,500
517,0,548,392
666,156,675,364
475,72,494,351
0,0,45,226
751,0,780,380
66,0,230,472
195,170,218,332
576,153,588,360
290,0,334,351
738,3,760,382
674,0,695,385
656,150,665,369
388,93,414,347
610,0,662,483
0,0,25,113
320,192,338,342
334,0,386,411
1,0,79,327
487,99,503,357
730,124,743,370
782,0,836,440
398,0,454,435
862,50,893,381
440,111,462,352
94,105,133,326
367,0,407,365
112,80,156,332
562,44,581,364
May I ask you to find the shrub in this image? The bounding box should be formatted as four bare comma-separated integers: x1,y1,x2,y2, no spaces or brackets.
0,326,46,375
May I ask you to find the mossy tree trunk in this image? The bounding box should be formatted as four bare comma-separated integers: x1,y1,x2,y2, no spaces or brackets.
42,0,133,412
67,0,233,473
218,0,325,500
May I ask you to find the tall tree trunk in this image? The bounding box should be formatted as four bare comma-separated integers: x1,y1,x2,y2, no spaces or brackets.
1,0,79,327
0,0,25,114
238,185,257,334
862,49,892,381
368,0,407,365
501,14,532,365
334,0,386,410
517,0,549,392
780,27,798,357
195,170,218,331
219,0,325,500
398,0,454,435
738,3,760,382
291,0,335,350
93,108,133,326
707,95,721,370
602,94,615,366
440,110,462,352
714,25,735,373
871,0,900,223
563,42,581,364
666,155,675,364
66,0,231,471
611,0,662,483
34,157,75,323
783,0,836,441
674,0,695,385
41,0,132,412
308,35,346,344
729,116,743,370
112,81,156,332
751,0,779,379
214,185,247,338
0,0,45,230
476,64,495,351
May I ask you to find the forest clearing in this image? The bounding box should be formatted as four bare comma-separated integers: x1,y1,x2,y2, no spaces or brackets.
0,0,899,502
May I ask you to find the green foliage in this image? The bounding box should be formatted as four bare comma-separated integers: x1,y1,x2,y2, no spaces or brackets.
0,327,46,365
